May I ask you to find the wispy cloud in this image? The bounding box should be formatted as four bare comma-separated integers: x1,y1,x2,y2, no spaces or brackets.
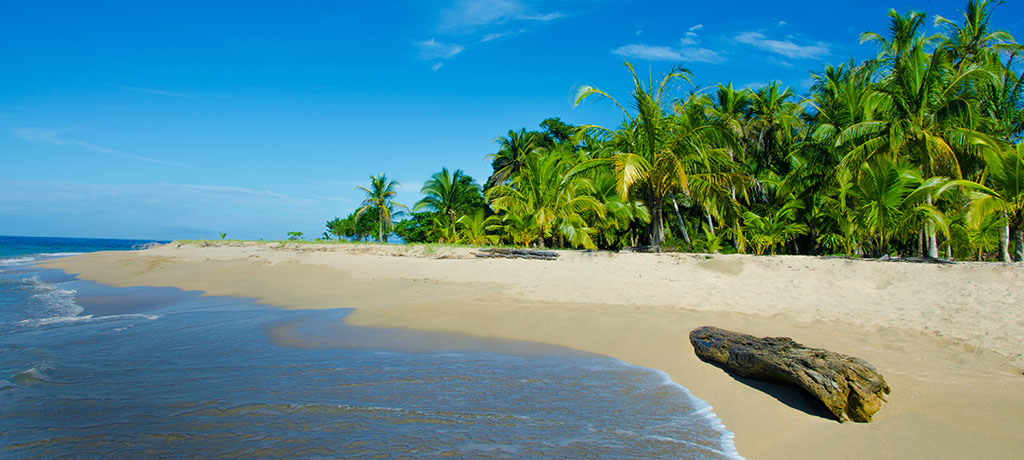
415,39,465,60
14,128,184,167
688,24,704,32
734,31,830,59
518,12,564,21
431,62,444,71
438,0,563,32
117,85,199,99
612,43,725,64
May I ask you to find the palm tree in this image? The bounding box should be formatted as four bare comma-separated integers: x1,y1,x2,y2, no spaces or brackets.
934,0,1020,70
456,210,500,246
356,174,407,243
844,160,955,256
969,143,1024,261
487,129,542,188
488,146,604,249
839,27,1000,256
742,201,809,255
575,61,748,249
590,171,650,249
414,168,482,231
748,82,799,175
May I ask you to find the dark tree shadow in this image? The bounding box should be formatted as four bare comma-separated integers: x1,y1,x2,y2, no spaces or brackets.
703,360,838,421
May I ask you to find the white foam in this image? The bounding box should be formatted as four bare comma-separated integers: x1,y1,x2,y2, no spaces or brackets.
1,256,38,266
20,313,160,327
610,358,747,460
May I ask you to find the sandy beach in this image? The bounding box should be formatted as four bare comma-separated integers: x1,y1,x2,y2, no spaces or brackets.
42,242,1024,459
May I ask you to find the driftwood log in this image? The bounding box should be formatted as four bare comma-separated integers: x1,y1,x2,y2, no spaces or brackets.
475,248,559,260
689,326,890,422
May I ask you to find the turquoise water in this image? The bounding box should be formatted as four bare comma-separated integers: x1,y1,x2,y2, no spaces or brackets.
0,236,742,459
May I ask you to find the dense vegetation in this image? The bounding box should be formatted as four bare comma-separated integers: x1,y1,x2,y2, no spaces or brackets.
327,1,1024,261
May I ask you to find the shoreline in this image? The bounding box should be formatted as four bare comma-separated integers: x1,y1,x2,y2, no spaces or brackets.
41,242,1024,459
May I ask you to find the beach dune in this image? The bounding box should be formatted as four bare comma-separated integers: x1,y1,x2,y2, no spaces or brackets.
43,242,1024,460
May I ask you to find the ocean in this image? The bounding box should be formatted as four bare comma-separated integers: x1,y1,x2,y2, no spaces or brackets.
0,236,742,459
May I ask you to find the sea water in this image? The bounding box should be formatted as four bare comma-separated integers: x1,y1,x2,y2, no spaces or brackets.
0,236,743,459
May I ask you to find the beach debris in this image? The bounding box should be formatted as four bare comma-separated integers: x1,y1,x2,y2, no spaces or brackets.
689,326,891,423
474,248,559,260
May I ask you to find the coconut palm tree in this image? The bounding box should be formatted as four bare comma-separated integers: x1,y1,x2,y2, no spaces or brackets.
844,160,954,256
742,201,809,255
356,174,407,243
487,129,542,188
414,168,482,231
839,33,1000,256
573,61,692,249
488,146,604,249
934,0,1020,70
456,210,500,246
969,143,1024,261
748,82,800,176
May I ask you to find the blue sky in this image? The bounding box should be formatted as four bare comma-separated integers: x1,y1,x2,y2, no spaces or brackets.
2,0,1021,240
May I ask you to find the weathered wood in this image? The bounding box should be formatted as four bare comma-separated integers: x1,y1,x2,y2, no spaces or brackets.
474,253,556,260
689,326,891,422
475,248,559,260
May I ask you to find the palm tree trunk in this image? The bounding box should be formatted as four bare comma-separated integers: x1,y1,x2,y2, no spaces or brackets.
706,212,715,237
378,214,384,243
1001,219,1011,262
649,199,665,249
1015,228,1024,263
926,196,938,258
670,195,691,244
917,229,924,258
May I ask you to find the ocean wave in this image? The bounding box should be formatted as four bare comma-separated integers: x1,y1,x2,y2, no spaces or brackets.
11,363,59,385
19,313,160,327
0,252,82,267
1,256,39,266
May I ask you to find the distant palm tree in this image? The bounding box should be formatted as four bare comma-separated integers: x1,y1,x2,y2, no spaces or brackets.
356,174,407,243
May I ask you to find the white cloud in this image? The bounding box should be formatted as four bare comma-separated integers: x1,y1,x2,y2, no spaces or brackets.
778,20,787,27
431,62,444,71
734,31,830,59
415,39,465,60
680,36,699,45
438,0,563,32
613,44,724,64
689,24,704,31
679,47,725,63
518,12,564,21
480,31,510,42
14,128,183,167
613,44,683,61
767,56,793,67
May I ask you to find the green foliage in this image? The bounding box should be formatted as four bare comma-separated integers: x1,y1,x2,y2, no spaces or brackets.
326,210,378,242
320,1,1022,260
286,231,304,241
